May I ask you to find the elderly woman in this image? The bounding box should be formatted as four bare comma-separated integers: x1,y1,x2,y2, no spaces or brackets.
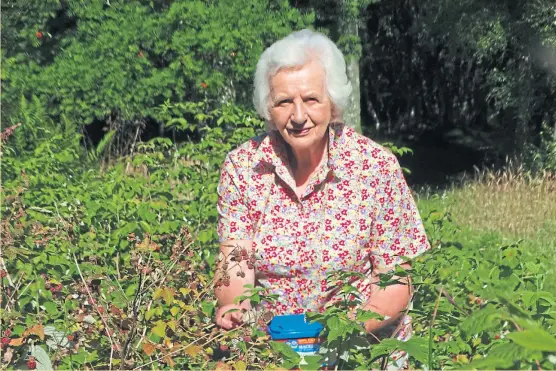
214,29,430,365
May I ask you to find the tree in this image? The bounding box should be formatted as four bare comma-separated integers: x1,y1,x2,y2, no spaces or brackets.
2,0,313,155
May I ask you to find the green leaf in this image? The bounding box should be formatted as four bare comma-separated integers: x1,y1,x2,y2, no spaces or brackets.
326,316,344,341
43,301,58,315
30,345,53,370
399,337,428,365
270,341,301,364
459,304,500,338
372,338,401,358
465,342,539,369
507,329,556,351
125,283,138,297
152,321,167,337
356,309,382,323
201,300,215,317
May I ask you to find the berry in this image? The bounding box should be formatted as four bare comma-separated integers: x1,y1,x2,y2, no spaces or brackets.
200,82,208,89
219,344,228,351
3,329,11,337
0,270,7,278
27,357,37,370
35,31,43,39
1,337,10,347
494,334,500,340
98,306,105,314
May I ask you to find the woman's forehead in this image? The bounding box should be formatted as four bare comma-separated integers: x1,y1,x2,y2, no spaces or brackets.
270,61,326,97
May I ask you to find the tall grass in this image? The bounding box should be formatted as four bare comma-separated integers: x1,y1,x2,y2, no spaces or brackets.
418,166,556,288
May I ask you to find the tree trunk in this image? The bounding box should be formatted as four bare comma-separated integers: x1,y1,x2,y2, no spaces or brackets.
339,4,362,133
345,53,362,133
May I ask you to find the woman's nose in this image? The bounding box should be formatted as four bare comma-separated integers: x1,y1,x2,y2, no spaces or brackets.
291,100,307,125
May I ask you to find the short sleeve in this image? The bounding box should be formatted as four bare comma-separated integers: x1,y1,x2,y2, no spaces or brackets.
217,153,254,242
370,154,431,270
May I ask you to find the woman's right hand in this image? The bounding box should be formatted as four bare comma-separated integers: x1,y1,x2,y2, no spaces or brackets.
215,302,250,329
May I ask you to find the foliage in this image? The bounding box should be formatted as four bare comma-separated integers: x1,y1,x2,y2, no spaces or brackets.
419,166,556,268
0,104,272,369
525,122,556,174
360,0,556,163
268,211,556,370
1,0,313,156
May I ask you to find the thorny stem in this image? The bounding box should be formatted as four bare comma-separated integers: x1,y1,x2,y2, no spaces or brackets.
428,287,443,371
4,272,25,312
72,253,116,371
120,271,144,369
132,323,224,370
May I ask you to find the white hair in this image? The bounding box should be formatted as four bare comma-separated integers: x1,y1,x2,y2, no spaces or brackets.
253,29,352,130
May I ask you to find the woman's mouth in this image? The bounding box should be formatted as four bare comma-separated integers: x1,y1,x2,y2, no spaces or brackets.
287,127,313,136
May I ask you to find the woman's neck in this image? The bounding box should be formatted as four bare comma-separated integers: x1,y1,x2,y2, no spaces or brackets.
288,135,328,186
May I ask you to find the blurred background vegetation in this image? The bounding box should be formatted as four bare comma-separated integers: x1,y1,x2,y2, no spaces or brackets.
1,0,555,369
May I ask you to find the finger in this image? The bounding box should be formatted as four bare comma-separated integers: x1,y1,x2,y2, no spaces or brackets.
217,316,235,329
230,311,244,324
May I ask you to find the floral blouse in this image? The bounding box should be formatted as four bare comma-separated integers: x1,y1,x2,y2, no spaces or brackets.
217,122,430,342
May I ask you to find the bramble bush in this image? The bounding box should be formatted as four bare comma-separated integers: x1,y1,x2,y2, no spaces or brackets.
2,102,556,370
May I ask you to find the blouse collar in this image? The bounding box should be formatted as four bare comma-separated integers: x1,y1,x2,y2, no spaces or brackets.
252,122,356,180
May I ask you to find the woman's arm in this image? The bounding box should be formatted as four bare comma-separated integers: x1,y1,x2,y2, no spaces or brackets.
361,262,412,335
214,239,255,329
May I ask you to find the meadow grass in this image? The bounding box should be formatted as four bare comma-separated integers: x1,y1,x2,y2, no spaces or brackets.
417,168,556,291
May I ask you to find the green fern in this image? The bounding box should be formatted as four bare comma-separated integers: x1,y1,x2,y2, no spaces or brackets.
88,129,116,162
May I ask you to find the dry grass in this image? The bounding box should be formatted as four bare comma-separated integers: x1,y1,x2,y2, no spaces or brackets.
445,167,556,243
418,166,556,290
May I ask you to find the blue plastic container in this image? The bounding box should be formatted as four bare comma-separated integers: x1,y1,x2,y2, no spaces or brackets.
268,314,324,355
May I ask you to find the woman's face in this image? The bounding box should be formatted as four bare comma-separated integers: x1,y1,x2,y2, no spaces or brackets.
268,59,332,153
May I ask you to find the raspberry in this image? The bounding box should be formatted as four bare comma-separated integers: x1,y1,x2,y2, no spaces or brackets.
219,344,228,351
0,270,7,278
1,337,10,347
3,329,11,337
35,31,43,39
27,357,37,370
